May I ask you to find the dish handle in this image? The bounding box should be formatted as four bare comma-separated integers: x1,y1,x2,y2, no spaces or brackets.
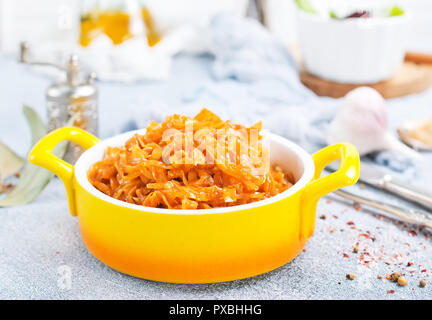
28,127,100,216
301,143,359,240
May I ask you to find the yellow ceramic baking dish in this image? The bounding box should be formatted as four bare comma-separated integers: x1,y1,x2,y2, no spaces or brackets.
29,126,359,284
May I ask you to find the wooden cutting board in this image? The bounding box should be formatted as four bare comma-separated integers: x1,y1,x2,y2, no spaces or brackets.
295,50,432,99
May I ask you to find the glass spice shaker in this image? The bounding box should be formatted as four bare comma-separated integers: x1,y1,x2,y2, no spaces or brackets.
20,42,98,164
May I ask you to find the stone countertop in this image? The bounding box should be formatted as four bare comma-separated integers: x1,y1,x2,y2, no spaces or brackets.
0,54,431,299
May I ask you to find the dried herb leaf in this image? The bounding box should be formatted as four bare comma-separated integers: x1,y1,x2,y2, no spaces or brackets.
0,106,69,207
22,105,47,145
0,141,24,183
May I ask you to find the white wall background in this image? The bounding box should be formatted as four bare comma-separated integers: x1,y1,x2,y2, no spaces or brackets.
0,0,431,52
0,0,249,52
0,0,80,51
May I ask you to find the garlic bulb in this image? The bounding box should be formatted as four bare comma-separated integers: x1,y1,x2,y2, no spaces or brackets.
327,87,420,158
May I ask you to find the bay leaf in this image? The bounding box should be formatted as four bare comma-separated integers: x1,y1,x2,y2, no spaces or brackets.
0,141,24,183
0,106,70,207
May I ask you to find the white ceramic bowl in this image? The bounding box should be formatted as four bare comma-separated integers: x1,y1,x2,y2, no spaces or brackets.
298,11,408,84
74,130,315,214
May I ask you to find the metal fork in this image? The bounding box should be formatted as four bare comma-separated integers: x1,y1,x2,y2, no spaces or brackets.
334,189,432,229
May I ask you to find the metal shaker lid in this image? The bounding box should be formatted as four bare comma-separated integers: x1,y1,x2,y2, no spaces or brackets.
46,81,97,101
19,41,97,99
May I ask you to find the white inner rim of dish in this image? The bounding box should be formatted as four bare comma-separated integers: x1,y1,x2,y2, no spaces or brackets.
74,130,315,215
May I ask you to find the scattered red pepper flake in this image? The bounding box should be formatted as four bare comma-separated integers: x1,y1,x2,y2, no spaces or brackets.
343,253,349,258
421,269,427,273
347,221,355,225
355,204,361,211
387,290,395,294
408,230,417,237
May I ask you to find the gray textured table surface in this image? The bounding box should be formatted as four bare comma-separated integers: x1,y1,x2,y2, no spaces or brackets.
0,53,431,300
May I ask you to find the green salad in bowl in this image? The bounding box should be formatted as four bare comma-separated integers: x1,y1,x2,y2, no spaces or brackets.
295,0,404,19
294,0,408,84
